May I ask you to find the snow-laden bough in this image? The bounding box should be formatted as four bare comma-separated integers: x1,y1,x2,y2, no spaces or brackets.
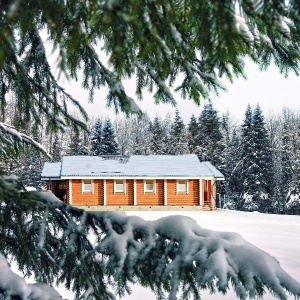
1,190,300,299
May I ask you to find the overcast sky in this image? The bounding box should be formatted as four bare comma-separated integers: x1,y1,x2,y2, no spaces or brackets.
60,59,299,123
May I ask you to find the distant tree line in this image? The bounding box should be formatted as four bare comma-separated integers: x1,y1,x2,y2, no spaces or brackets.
1,97,300,215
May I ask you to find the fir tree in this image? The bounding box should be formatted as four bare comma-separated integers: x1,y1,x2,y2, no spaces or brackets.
130,115,151,155
90,119,103,156
239,105,273,212
216,113,235,202
100,119,119,155
251,105,273,211
150,116,165,155
187,114,198,153
114,117,132,156
239,105,256,210
18,136,46,190
167,110,188,155
225,129,243,208
280,109,300,214
281,121,293,200
67,132,88,156
266,113,285,213
196,100,223,166
51,135,61,163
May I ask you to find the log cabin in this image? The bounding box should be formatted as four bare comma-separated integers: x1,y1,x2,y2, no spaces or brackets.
41,154,224,210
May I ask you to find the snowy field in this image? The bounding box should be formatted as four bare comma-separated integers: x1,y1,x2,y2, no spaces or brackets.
122,209,300,300
57,209,300,299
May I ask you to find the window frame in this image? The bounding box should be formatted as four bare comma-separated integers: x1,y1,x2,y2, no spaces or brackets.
82,179,94,194
144,179,156,194
114,179,126,194
176,180,189,194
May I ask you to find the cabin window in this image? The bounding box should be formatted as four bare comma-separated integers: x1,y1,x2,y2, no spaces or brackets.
176,180,188,194
114,180,126,193
144,180,156,193
82,180,93,193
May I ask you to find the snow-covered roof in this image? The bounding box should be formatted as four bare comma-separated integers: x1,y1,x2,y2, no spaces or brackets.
41,162,61,179
41,155,225,179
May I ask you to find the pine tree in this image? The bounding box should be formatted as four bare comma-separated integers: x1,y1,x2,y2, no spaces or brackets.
251,105,273,212
150,116,165,155
187,114,198,153
239,105,273,212
196,100,223,166
225,129,243,208
281,121,293,199
217,113,237,204
130,115,151,155
266,113,285,213
67,132,88,156
51,135,61,163
167,110,188,155
100,119,119,155
18,136,46,190
280,109,300,214
90,119,103,156
239,105,256,210
114,117,132,156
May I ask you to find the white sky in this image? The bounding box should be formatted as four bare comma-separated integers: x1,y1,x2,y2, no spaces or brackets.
60,59,300,123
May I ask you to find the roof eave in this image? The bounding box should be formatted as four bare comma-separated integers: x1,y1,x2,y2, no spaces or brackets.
60,175,218,180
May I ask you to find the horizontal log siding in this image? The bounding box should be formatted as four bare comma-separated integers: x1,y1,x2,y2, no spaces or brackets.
136,180,164,205
71,179,103,205
106,179,134,205
167,179,199,206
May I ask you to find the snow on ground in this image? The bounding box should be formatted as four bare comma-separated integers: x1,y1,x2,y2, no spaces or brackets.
56,209,300,299
120,209,300,300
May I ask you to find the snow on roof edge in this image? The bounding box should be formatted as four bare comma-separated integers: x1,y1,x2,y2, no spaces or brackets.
41,155,225,180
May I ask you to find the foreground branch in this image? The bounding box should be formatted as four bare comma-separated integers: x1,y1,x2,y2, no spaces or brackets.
0,182,300,299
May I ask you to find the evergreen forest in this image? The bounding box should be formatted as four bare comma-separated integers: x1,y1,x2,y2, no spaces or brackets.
2,98,300,215
2,1,300,299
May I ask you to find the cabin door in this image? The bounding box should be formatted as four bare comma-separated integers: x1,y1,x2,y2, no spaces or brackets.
53,180,67,201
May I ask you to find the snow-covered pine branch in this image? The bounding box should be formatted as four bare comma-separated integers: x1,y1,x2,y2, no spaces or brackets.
0,122,51,159
1,190,300,300
0,254,62,300
2,1,299,122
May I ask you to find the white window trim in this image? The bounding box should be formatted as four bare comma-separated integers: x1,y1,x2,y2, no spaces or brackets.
133,179,137,205
176,180,189,194
144,179,156,194
199,179,202,206
164,179,167,205
82,179,94,194
114,179,126,194
103,179,107,205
